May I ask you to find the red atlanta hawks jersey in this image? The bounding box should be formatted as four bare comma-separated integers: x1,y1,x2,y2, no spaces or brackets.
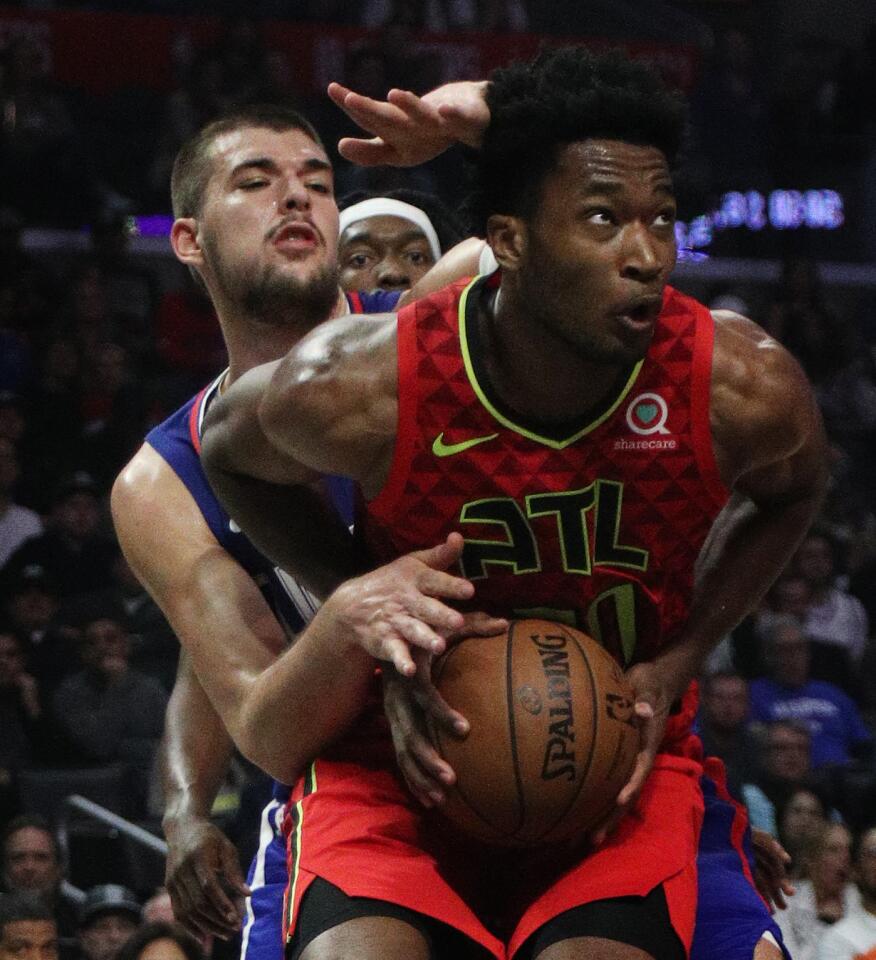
359,273,730,672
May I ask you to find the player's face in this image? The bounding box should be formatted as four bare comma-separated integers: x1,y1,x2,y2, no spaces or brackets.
197,126,340,322
339,215,436,292
517,139,676,365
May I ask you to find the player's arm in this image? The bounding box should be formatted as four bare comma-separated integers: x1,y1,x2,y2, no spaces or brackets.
159,655,248,940
203,312,398,530
195,362,360,595
598,314,828,839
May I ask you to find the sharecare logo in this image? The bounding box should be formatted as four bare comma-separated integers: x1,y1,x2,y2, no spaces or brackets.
625,392,670,436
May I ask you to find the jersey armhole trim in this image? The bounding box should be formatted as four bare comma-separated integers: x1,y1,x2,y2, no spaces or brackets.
690,305,731,507
367,307,419,516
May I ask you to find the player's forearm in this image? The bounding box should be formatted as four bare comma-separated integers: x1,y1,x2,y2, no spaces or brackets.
161,655,234,834
655,488,824,696
237,600,376,783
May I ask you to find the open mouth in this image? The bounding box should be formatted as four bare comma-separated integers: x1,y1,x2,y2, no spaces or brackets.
614,297,662,329
272,221,318,250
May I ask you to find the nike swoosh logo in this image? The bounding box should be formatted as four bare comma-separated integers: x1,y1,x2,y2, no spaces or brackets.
432,431,499,457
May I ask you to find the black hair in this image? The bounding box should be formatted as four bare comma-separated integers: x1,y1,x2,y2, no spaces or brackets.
0,892,55,935
171,104,325,219
338,188,466,254
116,922,204,960
2,816,59,865
471,46,688,231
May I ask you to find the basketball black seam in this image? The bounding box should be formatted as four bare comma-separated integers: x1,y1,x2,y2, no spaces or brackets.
534,624,599,844
435,638,518,843
506,620,526,838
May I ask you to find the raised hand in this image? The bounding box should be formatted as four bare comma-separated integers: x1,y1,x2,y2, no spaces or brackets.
327,80,489,167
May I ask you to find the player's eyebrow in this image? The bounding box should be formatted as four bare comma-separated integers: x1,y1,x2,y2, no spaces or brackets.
230,156,332,177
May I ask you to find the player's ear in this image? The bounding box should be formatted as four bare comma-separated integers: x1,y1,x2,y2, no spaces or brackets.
170,217,204,270
487,214,526,272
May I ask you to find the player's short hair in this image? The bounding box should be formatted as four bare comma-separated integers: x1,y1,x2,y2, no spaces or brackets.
471,46,688,231
0,892,55,934
171,104,326,219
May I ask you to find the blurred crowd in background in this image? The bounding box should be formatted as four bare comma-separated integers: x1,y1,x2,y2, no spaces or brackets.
1,2,876,960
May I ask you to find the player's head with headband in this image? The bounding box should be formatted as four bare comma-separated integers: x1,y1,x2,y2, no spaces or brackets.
169,104,341,330
337,189,464,292
472,46,689,366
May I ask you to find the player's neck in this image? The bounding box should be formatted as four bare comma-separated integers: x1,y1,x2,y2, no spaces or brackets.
482,284,628,423
223,289,348,385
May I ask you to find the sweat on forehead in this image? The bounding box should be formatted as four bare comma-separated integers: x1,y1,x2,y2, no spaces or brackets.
171,106,325,218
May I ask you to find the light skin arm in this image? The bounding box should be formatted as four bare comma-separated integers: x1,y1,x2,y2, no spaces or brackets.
159,655,248,940
116,444,478,785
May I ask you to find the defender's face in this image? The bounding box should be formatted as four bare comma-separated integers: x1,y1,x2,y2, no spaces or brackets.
518,140,677,365
197,126,339,303
339,214,436,292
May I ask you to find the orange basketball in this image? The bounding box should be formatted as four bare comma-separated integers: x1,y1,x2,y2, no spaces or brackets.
428,619,639,847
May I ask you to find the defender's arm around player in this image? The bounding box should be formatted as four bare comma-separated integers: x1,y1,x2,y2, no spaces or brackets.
112,104,492,943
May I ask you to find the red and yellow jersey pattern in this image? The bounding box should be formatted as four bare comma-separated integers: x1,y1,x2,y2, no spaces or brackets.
360,273,729,731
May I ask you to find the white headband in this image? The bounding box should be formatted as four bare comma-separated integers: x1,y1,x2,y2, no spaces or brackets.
338,198,442,261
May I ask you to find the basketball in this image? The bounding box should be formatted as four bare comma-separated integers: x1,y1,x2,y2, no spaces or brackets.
428,619,640,847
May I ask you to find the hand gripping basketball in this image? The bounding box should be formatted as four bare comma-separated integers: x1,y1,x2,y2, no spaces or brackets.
326,533,474,677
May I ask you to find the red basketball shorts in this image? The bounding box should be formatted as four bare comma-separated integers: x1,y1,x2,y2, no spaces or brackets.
281,750,704,959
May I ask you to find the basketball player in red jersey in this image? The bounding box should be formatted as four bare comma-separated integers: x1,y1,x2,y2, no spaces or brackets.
202,49,826,960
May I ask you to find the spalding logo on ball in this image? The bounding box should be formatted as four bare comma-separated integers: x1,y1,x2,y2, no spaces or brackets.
427,619,639,847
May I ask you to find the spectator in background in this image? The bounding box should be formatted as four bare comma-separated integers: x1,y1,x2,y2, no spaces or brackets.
767,258,852,387
115,922,203,960
777,822,859,960
67,550,177,694
0,565,75,708
1,817,78,941
77,886,141,960
816,825,876,960
0,891,57,960
0,632,45,824
18,340,83,515
0,394,26,448
153,275,225,404
3,474,116,599
741,720,823,835
794,531,869,686
80,343,151,489
749,615,872,768
777,787,831,880
0,37,98,227
697,671,758,797
51,613,167,812
0,439,41,569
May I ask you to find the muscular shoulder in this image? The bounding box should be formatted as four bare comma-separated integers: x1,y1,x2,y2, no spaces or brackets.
112,444,217,591
260,312,399,487
710,310,824,487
